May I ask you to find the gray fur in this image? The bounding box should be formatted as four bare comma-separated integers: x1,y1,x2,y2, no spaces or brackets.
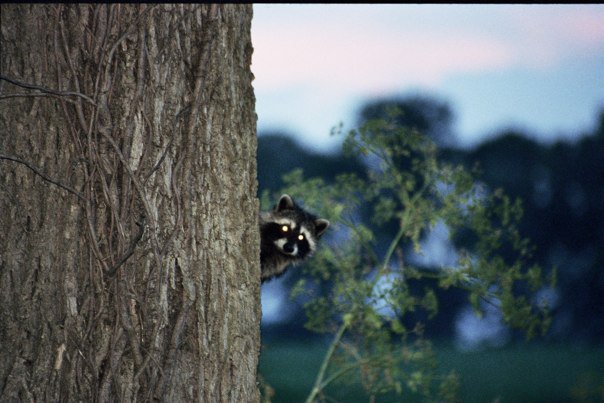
260,194,329,282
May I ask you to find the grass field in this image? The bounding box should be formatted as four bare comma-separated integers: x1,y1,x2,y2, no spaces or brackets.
259,340,604,402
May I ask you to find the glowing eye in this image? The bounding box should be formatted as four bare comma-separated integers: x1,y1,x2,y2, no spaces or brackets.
281,225,289,232
298,234,304,241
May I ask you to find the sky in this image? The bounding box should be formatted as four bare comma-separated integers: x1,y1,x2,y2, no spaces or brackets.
251,4,604,152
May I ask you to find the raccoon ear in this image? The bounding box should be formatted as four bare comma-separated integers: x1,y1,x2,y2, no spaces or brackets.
314,219,330,237
276,194,295,211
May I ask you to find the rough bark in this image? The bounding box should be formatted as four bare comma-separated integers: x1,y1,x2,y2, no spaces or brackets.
0,4,259,402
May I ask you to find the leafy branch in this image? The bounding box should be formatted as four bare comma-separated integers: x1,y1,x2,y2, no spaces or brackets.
274,112,554,401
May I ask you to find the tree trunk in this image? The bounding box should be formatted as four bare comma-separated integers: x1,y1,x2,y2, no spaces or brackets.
0,4,259,402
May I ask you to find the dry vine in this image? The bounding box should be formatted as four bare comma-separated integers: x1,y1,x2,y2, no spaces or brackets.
1,4,199,399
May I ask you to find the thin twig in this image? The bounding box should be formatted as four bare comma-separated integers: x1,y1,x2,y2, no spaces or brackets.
0,74,96,105
57,13,90,132
144,105,191,185
306,322,347,403
106,216,146,277
0,93,77,105
105,5,158,72
0,153,86,202
154,263,192,398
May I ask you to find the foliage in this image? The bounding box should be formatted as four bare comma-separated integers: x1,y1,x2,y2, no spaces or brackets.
269,111,554,402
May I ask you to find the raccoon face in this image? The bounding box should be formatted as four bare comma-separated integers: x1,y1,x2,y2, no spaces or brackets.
260,194,330,280
264,217,321,260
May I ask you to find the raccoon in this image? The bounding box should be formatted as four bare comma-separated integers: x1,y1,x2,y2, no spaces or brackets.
260,194,329,282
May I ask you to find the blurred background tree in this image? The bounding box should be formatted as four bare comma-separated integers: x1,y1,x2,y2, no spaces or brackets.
459,119,604,342
257,95,604,402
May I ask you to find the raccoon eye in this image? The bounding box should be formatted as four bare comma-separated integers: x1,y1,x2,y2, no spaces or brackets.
298,234,304,241
281,225,289,233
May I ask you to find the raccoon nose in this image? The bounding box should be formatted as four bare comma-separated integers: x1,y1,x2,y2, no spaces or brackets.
283,243,295,253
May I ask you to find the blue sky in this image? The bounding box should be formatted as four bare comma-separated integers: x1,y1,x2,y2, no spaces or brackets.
252,4,604,152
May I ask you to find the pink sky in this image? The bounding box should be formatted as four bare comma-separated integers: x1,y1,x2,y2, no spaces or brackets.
252,5,604,150
253,5,604,90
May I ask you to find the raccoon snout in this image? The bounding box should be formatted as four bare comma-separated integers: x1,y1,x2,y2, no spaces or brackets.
283,242,298,255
